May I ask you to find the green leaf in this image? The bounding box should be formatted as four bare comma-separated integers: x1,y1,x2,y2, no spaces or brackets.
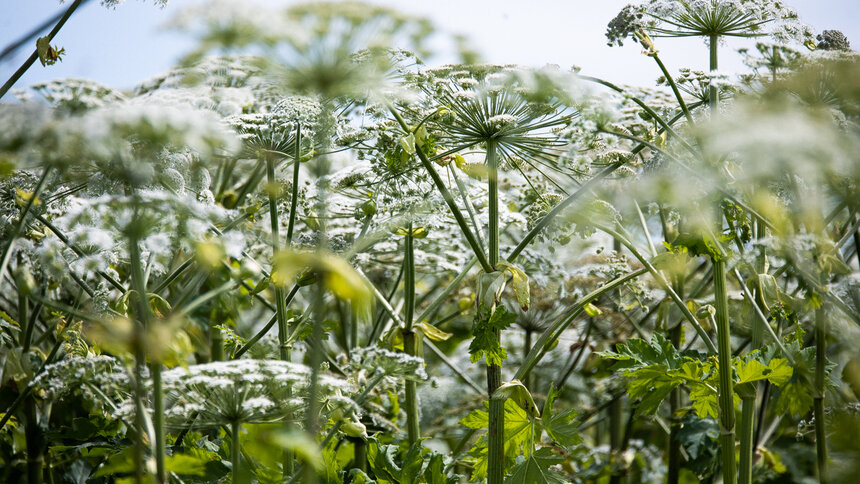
774,380,814,417
460,408,488,430
400,133,416,154
461,400,535,480
541,384,581,448
414,321,452,342
92,447,135,478
735,358,792,386
507,448,567,484
598,332,684,372
469,306,516,366
626,365,684,417
688,382,720,420
165,449,213,476
36,36,65,66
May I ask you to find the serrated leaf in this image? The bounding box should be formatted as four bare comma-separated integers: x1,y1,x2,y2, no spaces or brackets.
542,384,581,448
507,448,567,484
598,333,683,371
688,383,720,420
469,306,516,366
774,380,814,417
461,400,534,480
736,358,792,386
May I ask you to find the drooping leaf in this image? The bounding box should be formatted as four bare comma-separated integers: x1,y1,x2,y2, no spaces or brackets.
497,260,530,311
492,379,539,418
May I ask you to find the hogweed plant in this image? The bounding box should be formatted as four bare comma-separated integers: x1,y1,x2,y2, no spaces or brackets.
1,0,860,483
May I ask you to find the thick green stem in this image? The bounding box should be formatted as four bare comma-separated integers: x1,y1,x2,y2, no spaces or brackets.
350,436,367,473
266,156,291,363
150,363,165,483
739,395,756,484
403,224,420,444
128,232,150,484
815,307,828,484
485,140,505,484
265,154,295,476
487,140,499,268
232,420,241,484
709,35,719,116
713,258,736,484
128,220,166,484
404,331,420,444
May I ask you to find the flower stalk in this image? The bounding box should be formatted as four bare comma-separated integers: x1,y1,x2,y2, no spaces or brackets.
712,257,736,484
403,220,420,445
485,139,504,484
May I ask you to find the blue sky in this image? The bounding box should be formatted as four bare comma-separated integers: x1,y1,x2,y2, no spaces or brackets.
2,0,858,93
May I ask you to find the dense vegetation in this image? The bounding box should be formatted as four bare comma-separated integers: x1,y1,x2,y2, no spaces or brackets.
1,1,859,483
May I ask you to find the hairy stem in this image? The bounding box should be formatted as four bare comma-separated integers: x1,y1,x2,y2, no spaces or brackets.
403,222,420,444
713,258,736,484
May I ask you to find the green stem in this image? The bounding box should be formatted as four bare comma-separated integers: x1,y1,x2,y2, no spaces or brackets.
515,268,648,382
404,331,420,444
130,228,166,484
388,106,492,273
232,420,241,484
709,34,719,116
266,155,292,364
652,53,694,125
265,152,295,477
815,307,828,484
739,394,756,484
128,229,151,484
403,222,420,444
485,139,504,484
449,165,487,255
487,140,499,269
713,258,736,484
0,0,85,99
287,123,302,246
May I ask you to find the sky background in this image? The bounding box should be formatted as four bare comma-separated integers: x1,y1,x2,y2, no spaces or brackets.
2,0,859,94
